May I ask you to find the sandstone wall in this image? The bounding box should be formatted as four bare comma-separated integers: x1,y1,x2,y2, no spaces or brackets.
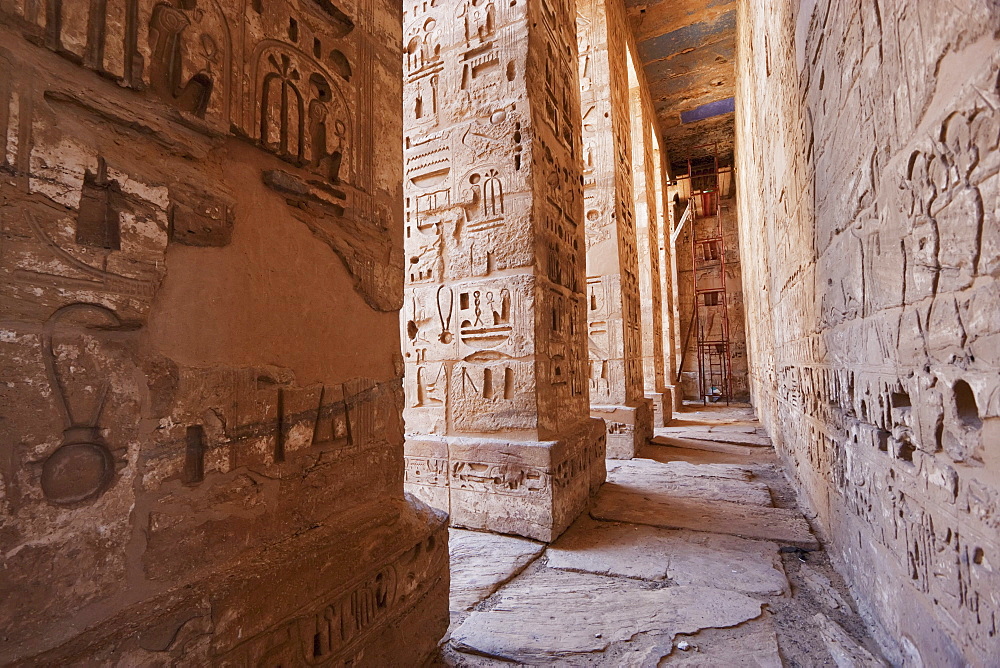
736,0,1000,663
0,0,448,663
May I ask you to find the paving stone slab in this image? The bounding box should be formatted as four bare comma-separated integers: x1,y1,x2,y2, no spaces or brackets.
606,458,773,507
592,484,819,550
547,519,789,595
449,528,545,612
450,569,762,663
650,434,766,456
799,563,853,611
656,428,773,447
659,615,784,667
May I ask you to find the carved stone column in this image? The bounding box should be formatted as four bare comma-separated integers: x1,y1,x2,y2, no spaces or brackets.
630,66,673,427
650,132,680,418
0,1,447,664
402,0,605,541
575,0,652,458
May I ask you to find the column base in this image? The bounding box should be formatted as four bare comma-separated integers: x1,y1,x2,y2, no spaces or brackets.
22,498,450,666
592,400,653,459
405,418,606,542
672,381,686,410
645,391,674,428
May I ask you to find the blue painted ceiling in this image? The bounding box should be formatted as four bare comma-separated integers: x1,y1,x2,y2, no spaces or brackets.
625,0,737,170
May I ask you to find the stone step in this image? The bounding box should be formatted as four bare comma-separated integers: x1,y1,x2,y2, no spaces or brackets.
592,484,819,550
655,429,773,447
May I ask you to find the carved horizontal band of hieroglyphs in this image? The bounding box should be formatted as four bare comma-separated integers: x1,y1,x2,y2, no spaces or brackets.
404,456,450,487
144,377,395,487
405,443,604,496
766,360,997,646
605,421,634,435
218,530,446,665
772,363,989,465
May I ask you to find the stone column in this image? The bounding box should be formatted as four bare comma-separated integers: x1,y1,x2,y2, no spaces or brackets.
402,0,605,541
576,0,652,458
665,177,687,411
0,1,448,664
650,134,680,416
629,58,673,426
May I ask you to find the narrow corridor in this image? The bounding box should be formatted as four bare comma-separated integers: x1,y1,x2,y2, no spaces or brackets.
436,406,886,666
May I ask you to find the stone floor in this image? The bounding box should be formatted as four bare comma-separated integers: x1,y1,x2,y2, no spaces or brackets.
433,404,888,667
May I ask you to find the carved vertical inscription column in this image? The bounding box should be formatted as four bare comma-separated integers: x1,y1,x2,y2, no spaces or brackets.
575,0,651,458
0,1,447,664
402,0,605,541
628,54,672,426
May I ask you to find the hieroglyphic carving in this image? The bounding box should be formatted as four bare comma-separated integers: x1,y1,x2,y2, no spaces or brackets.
255,45,351,182
629,74,670,423
736,2,1000,661
147,2,230,118
218,530,447,666
401,0,602,540
574,0,649,455
0,0,446,663
2,0,404,309
39,304,125,505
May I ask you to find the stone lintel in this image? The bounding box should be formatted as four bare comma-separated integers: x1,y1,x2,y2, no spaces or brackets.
405,418,606,542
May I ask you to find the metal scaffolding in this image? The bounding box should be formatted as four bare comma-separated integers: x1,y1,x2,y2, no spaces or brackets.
687,146,733,405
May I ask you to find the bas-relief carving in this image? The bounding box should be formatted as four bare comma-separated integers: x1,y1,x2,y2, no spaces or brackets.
404,416,606,541
574,0,648,452
402,0,602,540
630,87,668,418
737,0,1000,662
0,0,447,663
38,304,130,506
587,274,624,404
4,0,400,311
218,529,447,666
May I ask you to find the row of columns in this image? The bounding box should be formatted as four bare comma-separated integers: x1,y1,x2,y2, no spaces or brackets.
402,0,676,541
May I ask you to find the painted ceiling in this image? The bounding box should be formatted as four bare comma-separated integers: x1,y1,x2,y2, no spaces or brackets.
624,0,737,174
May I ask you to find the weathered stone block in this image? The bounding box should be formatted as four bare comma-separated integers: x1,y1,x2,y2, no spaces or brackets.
401,0,602,539
593,398,652,459
405,417,606,542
